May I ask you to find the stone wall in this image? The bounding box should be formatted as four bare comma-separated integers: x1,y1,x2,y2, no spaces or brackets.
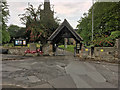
94,47,117,61
81,47,119,62
42,44,51,55
8,47,28,55
80,39,120,63
80,47,91,58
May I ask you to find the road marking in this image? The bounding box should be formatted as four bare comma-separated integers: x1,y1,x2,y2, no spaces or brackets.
102,65,110,71
32,62,37,65
106,68,110,70
56,65,64,70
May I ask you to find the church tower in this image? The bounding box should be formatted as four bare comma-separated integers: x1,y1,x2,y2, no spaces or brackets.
40,0,54,22
44,0,50,11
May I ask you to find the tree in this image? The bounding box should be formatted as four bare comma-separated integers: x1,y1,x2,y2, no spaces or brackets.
77,2,120,47
77,13,92,46
8,24,20,38
19,3,59,45
19,4,44,43
8,24,26,40
0,1,10,44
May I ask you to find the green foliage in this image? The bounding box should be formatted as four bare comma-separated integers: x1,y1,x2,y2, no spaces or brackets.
19,3,59,45
19,4,45,42
77,13,92,45
2,30,10,43
1,1,10,43
8,24,20,37
92,35,114,47
77,2,120,47
8,24,26,39
3,43,14,47
110,31,120,39
16,27,26,38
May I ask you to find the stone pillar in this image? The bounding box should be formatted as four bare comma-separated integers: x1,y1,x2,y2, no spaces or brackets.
118,39,120,90
79,44,84,58
115,39,119,48
74,47,76,57
48,41,54,56
117,39,120,59
115,39,120,59
70,38,76,45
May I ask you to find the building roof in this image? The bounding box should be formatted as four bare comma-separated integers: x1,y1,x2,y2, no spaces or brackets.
48,19,83,42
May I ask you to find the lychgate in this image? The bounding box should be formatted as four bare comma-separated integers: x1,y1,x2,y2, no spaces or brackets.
48,19,83,56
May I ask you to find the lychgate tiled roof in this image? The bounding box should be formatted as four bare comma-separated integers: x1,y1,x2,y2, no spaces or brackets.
48,19,83,41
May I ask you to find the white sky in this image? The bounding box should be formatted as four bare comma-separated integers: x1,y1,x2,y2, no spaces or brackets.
7,0,93,29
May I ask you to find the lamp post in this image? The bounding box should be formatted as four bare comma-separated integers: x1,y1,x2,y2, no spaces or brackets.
92,0,94,41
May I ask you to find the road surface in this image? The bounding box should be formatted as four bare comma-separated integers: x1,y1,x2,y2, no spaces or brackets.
1,52,118,89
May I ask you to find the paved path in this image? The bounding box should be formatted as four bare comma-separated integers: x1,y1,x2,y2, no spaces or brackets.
2,52,118,88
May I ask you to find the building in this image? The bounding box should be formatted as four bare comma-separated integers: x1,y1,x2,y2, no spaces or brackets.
40,0,54,23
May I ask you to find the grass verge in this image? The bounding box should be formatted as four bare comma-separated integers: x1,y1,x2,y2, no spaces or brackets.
58,45,75,52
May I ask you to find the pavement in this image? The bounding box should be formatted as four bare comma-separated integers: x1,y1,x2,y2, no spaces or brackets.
1,50,119,89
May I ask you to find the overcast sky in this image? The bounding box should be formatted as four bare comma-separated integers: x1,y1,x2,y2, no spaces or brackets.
7,0,93,29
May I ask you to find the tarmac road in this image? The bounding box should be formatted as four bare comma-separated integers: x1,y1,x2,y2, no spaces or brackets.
1,53,119,89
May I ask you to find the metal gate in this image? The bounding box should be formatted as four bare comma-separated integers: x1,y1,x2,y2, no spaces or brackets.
55,47,65,56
